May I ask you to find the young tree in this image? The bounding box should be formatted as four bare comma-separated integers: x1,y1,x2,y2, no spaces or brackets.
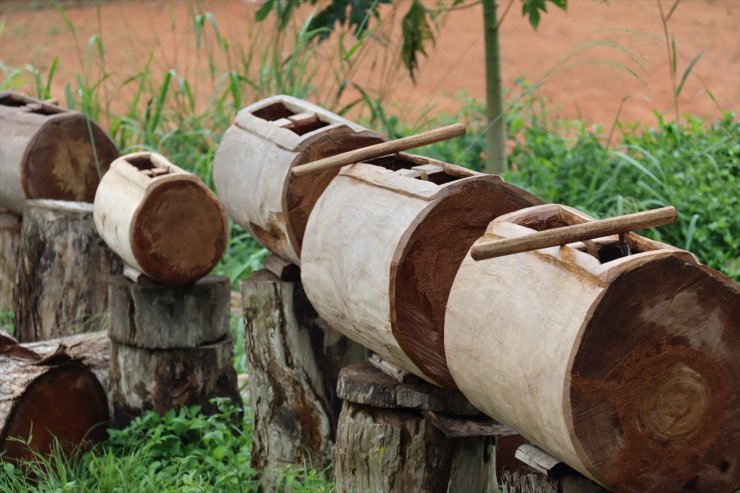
256,0,567,174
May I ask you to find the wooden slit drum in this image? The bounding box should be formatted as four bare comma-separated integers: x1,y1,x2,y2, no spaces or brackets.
444,203,740,493
301,157,541,388
212,95,385,264
0,91,119,214
93,152,228,285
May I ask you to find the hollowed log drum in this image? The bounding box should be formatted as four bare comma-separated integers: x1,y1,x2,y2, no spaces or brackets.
93,152,228,285
444,204,740,493
213,95,384,264
0,91,118,214
301,156,540,388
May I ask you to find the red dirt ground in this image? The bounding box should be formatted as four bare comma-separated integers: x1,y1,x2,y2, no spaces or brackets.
1,0,738,127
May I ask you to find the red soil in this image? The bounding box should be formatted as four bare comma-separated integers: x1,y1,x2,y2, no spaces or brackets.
1,0,738,127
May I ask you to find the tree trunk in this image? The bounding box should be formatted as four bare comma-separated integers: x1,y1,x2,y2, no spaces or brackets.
0,91,118,214
108,337,241,427
483,0,508,174
108,274,230,349
14,200,121,342
240,270,367,488
0,212,20,312
0,332,109,463
333,402,496,493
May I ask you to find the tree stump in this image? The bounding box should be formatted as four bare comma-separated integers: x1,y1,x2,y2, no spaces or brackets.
0,212,21,312
0,330,109,463
107,274,240,427
240,270,367,488
14,200,121,342
332,363,499,493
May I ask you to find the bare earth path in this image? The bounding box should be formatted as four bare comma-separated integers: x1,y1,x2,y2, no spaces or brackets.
1,0,738,127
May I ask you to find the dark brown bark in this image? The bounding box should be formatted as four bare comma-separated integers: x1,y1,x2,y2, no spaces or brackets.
240,271,367,488
108,274,230,349
0,212,20,312
14,200,121,342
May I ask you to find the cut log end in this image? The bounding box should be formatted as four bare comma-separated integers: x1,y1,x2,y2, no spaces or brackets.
570,257,740,492
392,179,541,389
22,113,118,203
132,180,228,285
2,365,108,462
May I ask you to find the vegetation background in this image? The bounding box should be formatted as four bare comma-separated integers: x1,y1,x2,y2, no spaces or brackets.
0,0,738,491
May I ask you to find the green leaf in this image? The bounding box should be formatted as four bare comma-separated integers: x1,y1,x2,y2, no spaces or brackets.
675,49,704,98
401,0,435,83
522,0,546,29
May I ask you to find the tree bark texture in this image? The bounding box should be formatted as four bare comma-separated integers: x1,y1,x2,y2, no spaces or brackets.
0,212,20,312
14,199,121,342
0,331,109,463
108,337,240,427
333,401,496,493
108,274,230,349
240,271,367,487
500,467,609,493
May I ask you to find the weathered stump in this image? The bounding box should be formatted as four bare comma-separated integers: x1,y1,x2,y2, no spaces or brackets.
107,275,240,427
14,200,120,342
0,212,21,312
333,363,499,493
0,331,109,463
240,270,367,488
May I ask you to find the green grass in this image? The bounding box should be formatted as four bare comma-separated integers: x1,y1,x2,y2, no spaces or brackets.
0,400,332,493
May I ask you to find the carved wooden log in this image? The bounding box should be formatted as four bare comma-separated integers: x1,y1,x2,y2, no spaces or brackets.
0,212,21,311
213,95,384,263
445,204,740,493
94,152,228,285
0,331,108,463
106,274,239,427
301,158,540,388
14,200,121,342
240,271,367,487
0,91,118,214
108,338,241,427
333,363,498,493
108,274,230,348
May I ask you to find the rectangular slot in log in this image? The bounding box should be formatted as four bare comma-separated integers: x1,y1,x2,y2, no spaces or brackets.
252,102,331,136
252,101,296,121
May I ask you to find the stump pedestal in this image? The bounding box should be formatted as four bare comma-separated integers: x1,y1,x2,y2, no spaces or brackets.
14,200,121,342
240,269,367,489
107,275,240,427
0,212,20,312
333,362,500,493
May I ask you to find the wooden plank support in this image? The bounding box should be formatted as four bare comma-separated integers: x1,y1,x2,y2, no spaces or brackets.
240,270,367,490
